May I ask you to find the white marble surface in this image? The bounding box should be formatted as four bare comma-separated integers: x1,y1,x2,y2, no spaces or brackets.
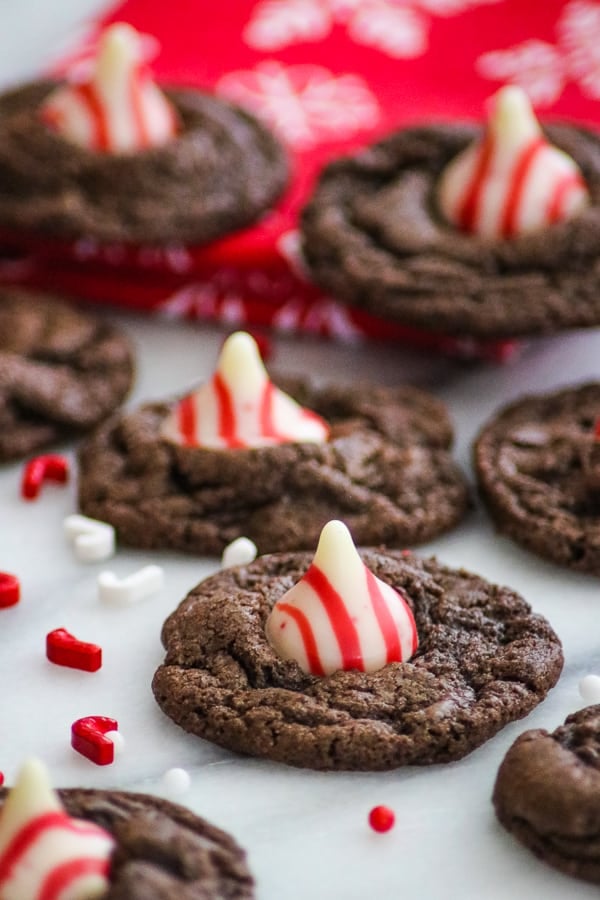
2,314,600,900
2,5,600,898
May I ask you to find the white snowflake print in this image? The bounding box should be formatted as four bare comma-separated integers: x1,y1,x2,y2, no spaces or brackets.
348,3,427,59
477,40,566,106
244,0,501,58
217,61,380,150
243,0,332,49
557,0,600,99
478,0,600,105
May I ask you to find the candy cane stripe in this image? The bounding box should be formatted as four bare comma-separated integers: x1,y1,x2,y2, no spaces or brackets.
364,567,401,664
39,856,112,900
275,602,325,676
304,564,364,670
457,137,494,232
72,83,110,151
177,394,198,446
500,136,546,237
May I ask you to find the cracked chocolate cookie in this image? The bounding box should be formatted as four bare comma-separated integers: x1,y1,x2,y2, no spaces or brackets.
475,382,600,574
152,549,563,770
493,705,600,885
0,81,287,245
0,786,254,899
0,289,133,463
77,377,469,555
301,123,600,338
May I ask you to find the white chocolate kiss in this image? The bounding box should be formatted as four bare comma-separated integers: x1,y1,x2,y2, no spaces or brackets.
0,759,114,900
437,86,589,239
41,22,177,153
161,331,330,449
266,520,418,676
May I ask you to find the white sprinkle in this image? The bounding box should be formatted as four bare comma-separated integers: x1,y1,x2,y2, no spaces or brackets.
98,565,164,605
161,767,191,796
105,730,125,755
221,537,257,569
579,674,600,705
64,514,115,562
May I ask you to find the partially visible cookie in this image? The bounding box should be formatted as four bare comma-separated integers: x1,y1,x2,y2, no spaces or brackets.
493,705,600,885
0,80,288,246
77,377,469,555
475,382,600,574
152,549,563,770
301,123,600,338
0,289,134,463
0,786,254,899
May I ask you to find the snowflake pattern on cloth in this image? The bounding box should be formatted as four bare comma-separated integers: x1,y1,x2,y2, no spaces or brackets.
244,0,500,57
478,0,600,104
217,61,380,149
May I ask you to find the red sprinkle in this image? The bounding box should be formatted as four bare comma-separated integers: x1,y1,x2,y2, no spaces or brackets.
21,455,69,500
0,573,20,609
46,629,102,672
368,806,395,833
0,772,4,786
71,716,118,766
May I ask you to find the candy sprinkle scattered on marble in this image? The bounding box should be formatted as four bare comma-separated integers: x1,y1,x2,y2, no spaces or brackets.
161,768,191,796
266,520,418,676
21,454,69,500
368,806,395,833
64,514,116,563
0,758,114,899
71,716,118,766
221,537,258,568
437,85,589,239
579,674,600,705
46,628,102,672
0,573,20,609
97,564,164,605
104,730,126,757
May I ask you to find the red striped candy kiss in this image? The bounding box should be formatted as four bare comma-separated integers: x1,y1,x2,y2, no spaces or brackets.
266,520,418,676
161,331,329,450
41,23,178,154
437,86,589,240
0,759,114,900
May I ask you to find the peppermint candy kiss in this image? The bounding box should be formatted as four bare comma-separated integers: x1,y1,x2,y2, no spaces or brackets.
0,759,114,900
161,331,329,449
266,520,418,676
437,86,589,239
41,23,178,153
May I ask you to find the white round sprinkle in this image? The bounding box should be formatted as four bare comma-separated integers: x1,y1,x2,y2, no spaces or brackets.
221,537,257,569
105,730,125,756
161,767,191,796
579,674,600,705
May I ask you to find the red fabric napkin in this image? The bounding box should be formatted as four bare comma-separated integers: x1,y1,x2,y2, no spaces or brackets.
1,0,598,358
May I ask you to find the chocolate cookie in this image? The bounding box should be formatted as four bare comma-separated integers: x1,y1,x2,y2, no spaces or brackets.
77,378,469,555
475,382,600,574
152,549,563,770
301,124,600,338
0,289,133,462
0,786,254,898
493,705,600,885
0,81,288,244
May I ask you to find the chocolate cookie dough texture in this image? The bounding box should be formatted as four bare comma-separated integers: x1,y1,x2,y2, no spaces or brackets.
475,382,600,575
0,24,288,245
301,86,600,339
493,705,600,885
0,759,254,900
78,332,469,555
0,289,133,463
153,537,563,770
